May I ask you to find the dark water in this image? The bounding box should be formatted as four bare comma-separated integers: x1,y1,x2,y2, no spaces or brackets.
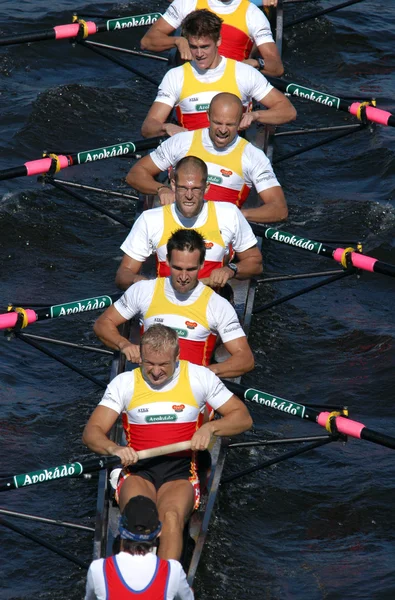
1,1,395,598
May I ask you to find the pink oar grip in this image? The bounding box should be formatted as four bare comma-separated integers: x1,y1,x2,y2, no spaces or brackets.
25,155,69,177
54,22,98,40
0,309,37,330
349,103,392,126
317,412,365,439
333,248,377,273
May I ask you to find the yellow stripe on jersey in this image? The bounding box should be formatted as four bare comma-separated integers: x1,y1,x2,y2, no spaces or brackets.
127,360,199,410
157,202,225,250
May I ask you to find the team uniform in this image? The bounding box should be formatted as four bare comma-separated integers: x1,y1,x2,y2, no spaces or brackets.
114,278,245,366
99,361,233,508
162,0,274,61
120,201,258,277
150,128,280,206
155,56,272,130
85,551,194,599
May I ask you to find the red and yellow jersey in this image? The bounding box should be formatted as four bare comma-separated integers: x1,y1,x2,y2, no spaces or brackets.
104,555,170,599
175,58,242,130
156,202,226,277
187,128,250,206
122,360,204,452
196,0,253,61
144,278,217,366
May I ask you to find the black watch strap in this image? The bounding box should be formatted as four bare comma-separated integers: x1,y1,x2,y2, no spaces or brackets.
227,262,238,277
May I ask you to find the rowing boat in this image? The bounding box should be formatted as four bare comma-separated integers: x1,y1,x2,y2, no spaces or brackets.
91,4,283,586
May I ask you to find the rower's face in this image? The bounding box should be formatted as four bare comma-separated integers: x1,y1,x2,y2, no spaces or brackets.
188,35,220,70
209,103,241,148
167,248,202,293
172,170,207,218
141,345,178,386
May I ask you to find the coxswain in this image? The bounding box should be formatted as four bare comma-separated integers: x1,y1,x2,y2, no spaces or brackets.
117,155,262,290
84,495,194,599
141,0,283,77
130,93,287,224
94,228,254,377
82,325,253,560
141,10,296,137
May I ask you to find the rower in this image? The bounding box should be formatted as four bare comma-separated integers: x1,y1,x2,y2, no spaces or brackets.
82,325,252,560
94,228,254,378
84,495,194,599
141,0,283,77
117,155,262,290
141,10,296,137
130,93,288,224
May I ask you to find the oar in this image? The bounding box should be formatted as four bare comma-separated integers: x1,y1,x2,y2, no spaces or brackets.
226,381,395,450
0,292,122,331
267,75,395,127
250,224,395,279
0,136,164,182
0,441,192,492
0,13,162,47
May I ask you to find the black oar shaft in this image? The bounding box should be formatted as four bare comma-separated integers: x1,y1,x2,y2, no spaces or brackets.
0,29,56,46
361,428,395,450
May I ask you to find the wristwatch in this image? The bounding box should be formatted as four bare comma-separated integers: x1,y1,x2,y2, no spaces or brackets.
227,262,238,278
257,57,265,70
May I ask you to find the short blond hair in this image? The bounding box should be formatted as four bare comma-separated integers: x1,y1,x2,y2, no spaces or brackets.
140,324,179,357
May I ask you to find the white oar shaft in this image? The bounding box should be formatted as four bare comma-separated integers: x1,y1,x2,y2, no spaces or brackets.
137,441,191,461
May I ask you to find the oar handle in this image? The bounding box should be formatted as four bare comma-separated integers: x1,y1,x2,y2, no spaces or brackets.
137,441,191,460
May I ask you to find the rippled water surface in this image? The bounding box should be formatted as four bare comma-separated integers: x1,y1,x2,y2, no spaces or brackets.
1,1,395,599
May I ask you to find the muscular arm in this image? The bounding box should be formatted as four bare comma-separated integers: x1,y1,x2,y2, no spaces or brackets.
94,305,140,361
191,394,252,450
203,246,263,288
141,18,192,61
82,405,138,465
115,255,147,290
256,42,284,77
241,185,288,224
141,102,186,138
240,88,296,129
208,336,254,379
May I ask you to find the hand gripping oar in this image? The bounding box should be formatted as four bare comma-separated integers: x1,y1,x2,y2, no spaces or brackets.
0,13,162,47
0,292,123,331
0,136,164,182
267,75,395,128
250,224,395,279
0,441,192,492
226,381,395,451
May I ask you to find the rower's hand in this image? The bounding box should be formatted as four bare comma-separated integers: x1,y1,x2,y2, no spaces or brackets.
118,341,141,363
190,423,214,451
109,445,139,466
243,58,260,69
174,37,193,62
239,111,257,131
205,266,235,288
157,186,176,206
163,123,188,137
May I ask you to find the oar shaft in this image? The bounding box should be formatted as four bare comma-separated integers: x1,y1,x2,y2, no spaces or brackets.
0,441,192,492
267,76,395,127
0,293,121,331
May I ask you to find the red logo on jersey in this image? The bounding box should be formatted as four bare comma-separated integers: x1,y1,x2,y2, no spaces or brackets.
185,321,198,329
205,241,214,249
220,169,233,177
172,404,185,412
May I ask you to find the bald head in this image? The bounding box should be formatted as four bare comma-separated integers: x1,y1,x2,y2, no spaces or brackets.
173,155,208,185
209,93,244,122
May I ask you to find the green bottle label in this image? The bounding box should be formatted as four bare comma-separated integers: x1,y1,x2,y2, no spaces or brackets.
14,462,83,488
265,228,322,254
77,142,136,164
286,84,340,109
245,389,306,418
107,13,162,30
50,295,113,318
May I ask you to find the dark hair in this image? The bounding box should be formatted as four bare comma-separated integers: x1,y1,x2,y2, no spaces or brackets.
167,229,206,265
181,9,223,43
121,539,156,556
173,155,208,184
